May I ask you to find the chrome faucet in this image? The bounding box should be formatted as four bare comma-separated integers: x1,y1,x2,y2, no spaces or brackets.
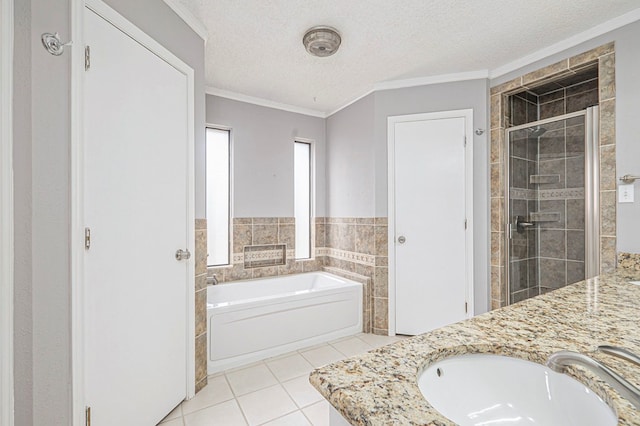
546,350,640,409
207,274,219,286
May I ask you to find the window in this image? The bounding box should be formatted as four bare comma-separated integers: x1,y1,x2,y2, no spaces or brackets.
294,141,312,259
206,127,231,266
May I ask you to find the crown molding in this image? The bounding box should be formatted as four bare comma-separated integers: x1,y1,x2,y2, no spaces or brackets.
374,70,489,92
206,87,327,118
162,0,208,43
326,89,376,118
490,7,640,79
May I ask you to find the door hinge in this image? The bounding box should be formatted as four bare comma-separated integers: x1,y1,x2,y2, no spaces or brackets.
464,136,467,147
84,227,91,250
465,302,468,313
85,45,90,71
464,219,467,229
85,406,91,426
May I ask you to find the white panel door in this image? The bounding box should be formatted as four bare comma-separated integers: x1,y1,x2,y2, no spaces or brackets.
393,115,470,335
84,8,189,425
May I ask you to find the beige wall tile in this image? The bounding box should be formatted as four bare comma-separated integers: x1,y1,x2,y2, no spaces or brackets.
278,217,295,224
195,218,207,230
195,229,207,276
195,273,206,292
233,224,252,254
356,218,375,224
491,232,503,267
490,78,522,96
252,266,279,278
195,289,207,336
490,164,503,197
374,267,388,298
355,224,375,255
373,298,388,332
599,53,616,101
374,225,388,257
278,224,296,250
600,190,616,237
233,218,252,225
600,236,617,273
252,224,278,245
521,59,569,86
375,256,388,267
490,95,502,129
315,223,326,248
253,217,279,224
374,217,388,225
491,198,504,233
599,99,615,146
568,42,614,68
599,145,616,191
195,333,207,388
490,129,503,163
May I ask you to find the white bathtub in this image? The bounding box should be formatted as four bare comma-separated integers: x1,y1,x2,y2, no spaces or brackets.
207,271,363,373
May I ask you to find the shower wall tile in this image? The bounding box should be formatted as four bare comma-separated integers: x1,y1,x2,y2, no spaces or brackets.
539,229,566,259
566,231,585,261
490,43,616,309
567,260,586,285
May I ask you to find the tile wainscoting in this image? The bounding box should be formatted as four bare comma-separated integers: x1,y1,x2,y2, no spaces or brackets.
208,217,390,335
195,219,208,393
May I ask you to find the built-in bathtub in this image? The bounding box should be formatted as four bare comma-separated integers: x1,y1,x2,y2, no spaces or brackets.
207,271,363,373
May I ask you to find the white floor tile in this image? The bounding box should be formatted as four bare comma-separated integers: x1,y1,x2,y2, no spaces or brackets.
261,410,312,426
158,418,183,426
236,384,297,426
300,345,345,368
183,399,247,426
159,404,182,423
266,353,314,382
330,337,373,358
281,376,324,408
182,374,234,415
226,363,279,396
302,400,330,426
357,333,401,348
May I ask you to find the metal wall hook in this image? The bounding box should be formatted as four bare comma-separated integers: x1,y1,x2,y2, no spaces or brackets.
41,32,73,56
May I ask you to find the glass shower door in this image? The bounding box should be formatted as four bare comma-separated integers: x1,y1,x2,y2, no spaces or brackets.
505,108,599,304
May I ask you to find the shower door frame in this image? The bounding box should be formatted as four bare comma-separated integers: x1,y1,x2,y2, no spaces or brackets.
503,107,600,304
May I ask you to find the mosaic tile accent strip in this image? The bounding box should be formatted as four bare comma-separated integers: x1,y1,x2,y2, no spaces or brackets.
325,248,376,267
538,187,584,200
244,244,286,268
618,252,640,272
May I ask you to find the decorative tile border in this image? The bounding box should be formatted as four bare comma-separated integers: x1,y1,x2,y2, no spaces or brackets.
325,248,376,267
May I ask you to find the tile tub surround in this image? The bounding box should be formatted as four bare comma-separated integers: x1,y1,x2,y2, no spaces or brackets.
490,42,617,309
195,219,208,393
310,267,640,425
209,217,389,334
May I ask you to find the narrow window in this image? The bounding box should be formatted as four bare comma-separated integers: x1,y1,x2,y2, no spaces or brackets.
294,141,312,259
206,127,230,266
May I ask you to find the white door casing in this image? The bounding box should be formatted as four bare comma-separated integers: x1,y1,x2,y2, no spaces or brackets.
0,0,14,424
388,110,474,336
71,1,195,425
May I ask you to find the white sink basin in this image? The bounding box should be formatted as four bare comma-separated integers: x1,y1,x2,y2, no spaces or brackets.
418,354,617,426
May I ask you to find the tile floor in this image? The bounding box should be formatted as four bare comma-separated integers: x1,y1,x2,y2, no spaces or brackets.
158,333,405,426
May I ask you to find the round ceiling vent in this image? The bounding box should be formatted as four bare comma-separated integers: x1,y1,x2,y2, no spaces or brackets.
303,26,341,57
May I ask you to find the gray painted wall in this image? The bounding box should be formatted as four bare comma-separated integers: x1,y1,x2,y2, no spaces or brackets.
325,79,491,314
207,95,327,217
13,1,32,425
14,0,205,423
491,21,640,253
325,94,375,217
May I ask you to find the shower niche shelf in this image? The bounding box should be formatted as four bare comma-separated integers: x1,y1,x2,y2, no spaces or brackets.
530,174,560,184
529,212,561,223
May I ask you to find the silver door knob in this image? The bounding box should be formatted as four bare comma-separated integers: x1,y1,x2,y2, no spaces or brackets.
175,249,191,261
397,236,406,244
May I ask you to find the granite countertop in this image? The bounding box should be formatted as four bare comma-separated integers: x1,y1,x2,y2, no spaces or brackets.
310,268,640,425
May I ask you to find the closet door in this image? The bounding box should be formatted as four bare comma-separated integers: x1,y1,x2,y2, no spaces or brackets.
83,6,191,425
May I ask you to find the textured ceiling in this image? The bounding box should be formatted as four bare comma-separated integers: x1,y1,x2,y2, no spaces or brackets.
175,0,640,115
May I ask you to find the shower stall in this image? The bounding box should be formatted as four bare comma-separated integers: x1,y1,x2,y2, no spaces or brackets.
504,107,600,304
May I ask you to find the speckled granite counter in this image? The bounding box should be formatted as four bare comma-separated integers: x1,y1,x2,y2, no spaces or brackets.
310,269,640,425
